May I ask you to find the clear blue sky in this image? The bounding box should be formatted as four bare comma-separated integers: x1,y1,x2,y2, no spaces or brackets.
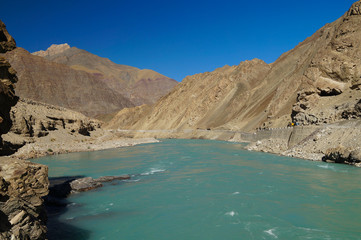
0,0,356,81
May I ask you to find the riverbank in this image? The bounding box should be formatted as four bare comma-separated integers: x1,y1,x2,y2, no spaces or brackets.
106,120,361,167
0,132,158,239
10,128,159,160
0,156,49,239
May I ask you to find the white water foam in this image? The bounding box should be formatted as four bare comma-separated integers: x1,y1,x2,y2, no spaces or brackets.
141,168,166,176
225,211,238,217
123,179,141,183
317,164,334,169
232,192,240,195
264,228,278,238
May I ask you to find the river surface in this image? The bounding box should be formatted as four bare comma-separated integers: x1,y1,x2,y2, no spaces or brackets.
33,139,361,240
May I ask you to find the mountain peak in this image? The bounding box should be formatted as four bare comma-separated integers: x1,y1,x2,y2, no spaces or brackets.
32,43,70,57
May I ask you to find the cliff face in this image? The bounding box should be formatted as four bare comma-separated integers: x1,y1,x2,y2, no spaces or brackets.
26,44,178,116
0,158,49,239
0,20,18,154
107,0,361,132
0,20,49,240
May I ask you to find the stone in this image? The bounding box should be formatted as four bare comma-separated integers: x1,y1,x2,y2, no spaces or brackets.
0,20,16,53
322,146,361,165
9,210,25,225
70,177,103,192
96,175,130,182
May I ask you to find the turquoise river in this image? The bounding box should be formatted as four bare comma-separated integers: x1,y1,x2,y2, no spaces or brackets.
33,139,361,240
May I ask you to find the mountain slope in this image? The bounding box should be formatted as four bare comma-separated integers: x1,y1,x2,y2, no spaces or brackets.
107,0,361,131
33,44,178,106
4,48,134,117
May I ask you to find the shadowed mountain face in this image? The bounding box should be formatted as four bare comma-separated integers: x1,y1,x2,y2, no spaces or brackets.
0,20,18,154
107,0,361,131
33,44,178,106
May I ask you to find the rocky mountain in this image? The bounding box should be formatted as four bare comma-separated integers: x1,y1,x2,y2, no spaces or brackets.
0,20,49,240
107,0,361,132
33,44,178,106
3,43,177,118
4,47,134,117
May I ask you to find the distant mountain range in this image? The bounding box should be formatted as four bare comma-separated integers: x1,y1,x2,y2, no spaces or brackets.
107,0,361,131
3,44,177,118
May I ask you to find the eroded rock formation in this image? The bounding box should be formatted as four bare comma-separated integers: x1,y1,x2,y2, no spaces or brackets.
0,20,50,239
0,158,49,239
0,21,18,155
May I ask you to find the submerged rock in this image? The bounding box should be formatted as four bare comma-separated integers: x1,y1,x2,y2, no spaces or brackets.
68,174,131,193
70,177,103,192
96,175,130,182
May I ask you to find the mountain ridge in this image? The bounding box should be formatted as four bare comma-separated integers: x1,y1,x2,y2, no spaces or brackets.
106,0,361,132
4,44,177,118
32,44,178,106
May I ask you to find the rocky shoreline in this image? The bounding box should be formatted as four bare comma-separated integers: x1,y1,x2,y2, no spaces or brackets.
0,157,49,239
0,136,158,239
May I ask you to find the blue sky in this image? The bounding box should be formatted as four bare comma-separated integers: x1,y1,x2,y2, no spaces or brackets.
0,0,356,81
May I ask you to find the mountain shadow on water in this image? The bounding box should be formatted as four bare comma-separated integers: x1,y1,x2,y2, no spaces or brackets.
45,176,91,240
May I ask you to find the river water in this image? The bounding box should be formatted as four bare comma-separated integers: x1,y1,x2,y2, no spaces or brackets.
33,139,361,240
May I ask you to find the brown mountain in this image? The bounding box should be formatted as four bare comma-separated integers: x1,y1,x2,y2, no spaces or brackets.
4,47,134,117
4,44,177,118
33,44,178,106
107,0,361,131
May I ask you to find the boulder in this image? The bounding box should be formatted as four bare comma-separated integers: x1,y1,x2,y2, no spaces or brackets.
96,175,130,182
322,146,361,165
69,177,103,192
69,174,131,192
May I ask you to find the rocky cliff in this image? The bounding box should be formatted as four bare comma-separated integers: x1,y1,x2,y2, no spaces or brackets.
107,0,361,133
0,21,18,155
0,20,49,239
0,157,49,239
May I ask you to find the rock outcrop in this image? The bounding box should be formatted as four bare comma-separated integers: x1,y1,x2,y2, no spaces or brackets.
323,146,361,166
32,43,70,57
0,21,16,53
0,157,49,240
69,175,130,192
0,20,18,155
2,98,102,158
